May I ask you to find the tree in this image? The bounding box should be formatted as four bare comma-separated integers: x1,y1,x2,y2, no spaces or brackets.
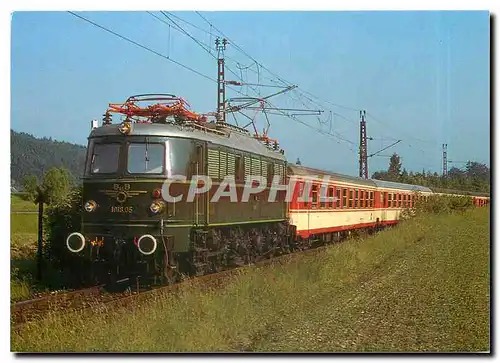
371,171,389,180
42,167,74,206
23,175,39,203
387,153,402,181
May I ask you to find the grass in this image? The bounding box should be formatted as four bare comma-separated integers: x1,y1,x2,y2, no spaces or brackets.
11,193,40,301
11,214,38,235
11,194,37,213
11,207,490,352
10,206,64,302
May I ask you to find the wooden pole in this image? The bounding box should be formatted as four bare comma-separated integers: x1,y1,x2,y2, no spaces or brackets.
36,189,44,281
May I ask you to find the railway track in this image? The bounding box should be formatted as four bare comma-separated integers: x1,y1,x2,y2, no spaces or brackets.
11,243,332,331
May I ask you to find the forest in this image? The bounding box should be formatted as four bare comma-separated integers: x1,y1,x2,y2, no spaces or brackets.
10,130,86,190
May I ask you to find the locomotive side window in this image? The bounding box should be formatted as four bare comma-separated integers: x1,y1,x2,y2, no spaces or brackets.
165,139,192,177
127,143,164,174
90,143,120,174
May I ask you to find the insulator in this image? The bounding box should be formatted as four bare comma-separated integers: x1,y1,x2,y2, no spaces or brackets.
102,112,112,124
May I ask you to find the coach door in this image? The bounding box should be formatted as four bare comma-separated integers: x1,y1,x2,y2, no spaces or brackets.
381,192,388,222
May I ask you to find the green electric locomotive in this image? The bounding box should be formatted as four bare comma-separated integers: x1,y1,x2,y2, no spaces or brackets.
65,94,292,284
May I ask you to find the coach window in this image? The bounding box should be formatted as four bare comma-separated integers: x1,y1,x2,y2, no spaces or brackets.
348,190,354,209
342,189,347,208
363,191,368,208
297,182,305,208
312,184,319,209
336,188,341,208
387,193,392,208
355,190,359,208
320,185,327,209
359,190,364,208
369,191,373,208
398,194,402,208
328,187,334,209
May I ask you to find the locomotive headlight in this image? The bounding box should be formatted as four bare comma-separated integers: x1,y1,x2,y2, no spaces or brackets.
84,200,97,212
118,121,132,134
150,200,165,214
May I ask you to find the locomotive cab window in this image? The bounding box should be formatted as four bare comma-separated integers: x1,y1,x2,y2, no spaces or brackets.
127,143,165,174
90,143,121,174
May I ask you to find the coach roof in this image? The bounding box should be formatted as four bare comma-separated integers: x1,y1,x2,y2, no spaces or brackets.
370,179,432,192
288,164,377,188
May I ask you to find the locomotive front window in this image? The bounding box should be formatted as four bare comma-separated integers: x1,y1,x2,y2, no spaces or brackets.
90,143,121,174
128,143,165,174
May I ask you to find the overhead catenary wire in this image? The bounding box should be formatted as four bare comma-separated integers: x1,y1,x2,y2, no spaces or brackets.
151,12,357,148
67,12,216,84
67,11,251,101
158,11,360,147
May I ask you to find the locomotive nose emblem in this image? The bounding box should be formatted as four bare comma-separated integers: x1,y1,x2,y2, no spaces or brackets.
99,183,147,203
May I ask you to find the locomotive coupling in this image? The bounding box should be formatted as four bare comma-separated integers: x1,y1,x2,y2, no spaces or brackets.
66,232,86,253
137,234,157,256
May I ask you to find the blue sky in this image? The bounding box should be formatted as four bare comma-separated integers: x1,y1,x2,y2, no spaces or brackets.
10,11,490,176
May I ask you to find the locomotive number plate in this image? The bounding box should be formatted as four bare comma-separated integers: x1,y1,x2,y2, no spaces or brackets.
111,206,134,213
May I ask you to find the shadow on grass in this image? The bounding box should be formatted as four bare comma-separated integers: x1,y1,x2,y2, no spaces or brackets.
11,244,68,302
